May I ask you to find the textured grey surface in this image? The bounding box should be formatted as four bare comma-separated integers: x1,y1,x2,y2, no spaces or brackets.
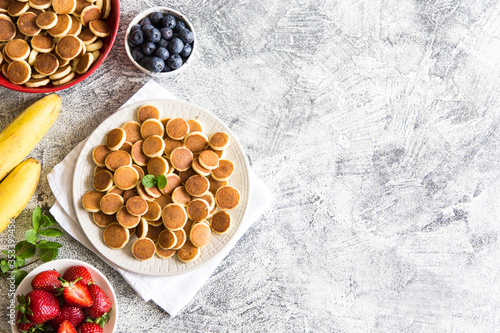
1,0,500,332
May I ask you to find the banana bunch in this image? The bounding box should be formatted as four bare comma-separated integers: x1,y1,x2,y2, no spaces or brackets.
0,94,61,233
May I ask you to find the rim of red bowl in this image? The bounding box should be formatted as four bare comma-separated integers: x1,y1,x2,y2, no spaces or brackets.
0,0,120,94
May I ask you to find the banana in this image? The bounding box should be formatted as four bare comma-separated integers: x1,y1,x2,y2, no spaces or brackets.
0,158,41,233
0,94,61,181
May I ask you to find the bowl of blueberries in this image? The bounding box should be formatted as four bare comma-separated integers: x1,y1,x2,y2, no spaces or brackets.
125,7,195,75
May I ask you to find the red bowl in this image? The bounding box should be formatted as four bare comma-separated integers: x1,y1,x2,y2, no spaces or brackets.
0,0,120,94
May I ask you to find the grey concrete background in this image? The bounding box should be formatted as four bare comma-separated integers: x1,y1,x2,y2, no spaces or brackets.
2,0,500,332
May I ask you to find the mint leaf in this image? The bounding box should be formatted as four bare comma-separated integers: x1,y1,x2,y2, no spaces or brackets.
32,207,42,232
1,250,9,256
39,248,58,262
15,256,25,267
11,269,28,285
38,228,62,237
24,229,38,244
157,175,167,190
142,174,157,188
36,240,62,249
1,263,9,273
15,241,36,259
40,215,54,228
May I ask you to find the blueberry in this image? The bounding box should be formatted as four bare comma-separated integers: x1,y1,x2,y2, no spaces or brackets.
167,54,183,70
141,24,154,34
129,29,144,45
167,38,184,55
162,14,176,29
139,17,151,26
178,28,194,44
156,47,169,60
157,38,169,49
146,28,161,43
160,27,173,40
131,47,144,62
142,42,157,56
141,56,153,68
131,24,141,32
148,57,165,72
149,12,164,26
179,43,191,57
173,21,185,32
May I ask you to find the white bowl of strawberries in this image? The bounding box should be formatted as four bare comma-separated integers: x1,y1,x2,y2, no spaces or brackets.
10,259,117,333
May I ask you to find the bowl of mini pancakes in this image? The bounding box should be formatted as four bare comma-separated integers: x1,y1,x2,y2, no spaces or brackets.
0,0,119,93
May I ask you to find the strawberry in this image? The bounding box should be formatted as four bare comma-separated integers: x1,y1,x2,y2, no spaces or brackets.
77,322,103,333
63,266,93,286
60,279,94,308
58,320,78,333
31,269,63,294
16,290,60,325
16,311,34,332
85,284,111,324
50,305,86,330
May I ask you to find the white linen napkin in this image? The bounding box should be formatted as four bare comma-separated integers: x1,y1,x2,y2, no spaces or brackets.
47,80,272,317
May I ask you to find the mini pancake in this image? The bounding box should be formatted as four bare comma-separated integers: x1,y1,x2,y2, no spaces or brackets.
100,192,123,215
135,217,148,238
103,222,129,249
119,141,133,155
92,144,111,166
85,39,102,52
207,205,217,219
170,147,193,172
126,195,148,216
189,221,211,247
116,206,140,228
183,218,195,236
215,185,240,210
74,0,90,15
192,157,211,177
88,19,109,37
163,136,183,157
179,167,197,184
7,60,30,84
137,105,160,123
208,146,224,158
78,27,96,45
184,131,208,154
188,119,203,133
147,218,162,227
17,12,40,36
92,210,115,228
145,224,164,242
1,62,9,78
171,186,192,207
123,188,138,203
160,173,181,195
157,229,176,250
177,240,200,263
162,203,187,231
210,211,231,234
82,190,105,212
94,165,105,175
143,201,161,221
53,52,70,67
136,182,154,202
67,15,82,36
147,156,169,176
160,118,170,135
26,7,44,15
211,159,234,181
144,185,161,198
80,5,100,26
209,132,230,150
93,169,113,192
199,191,215,210
171,229,186,250
48,14,71,37
131,164,144,179
55,35,82,60
5,39,29,61
166,118,189,140
106,127,126,151
31,72,47,79
52,69,75,86
131,140,149,166
52,0,76,14
114,165,139,190
24,77,50,87
27,48,37,66
142,135,165,158
186,199,210,222
105,150,132,171
29,0,51,10
7,0,29,17
154,194,172,209
106,185,125,196
0,0,10,10
185,174,210,197
31,34,55,53
100,0,110,19
198,150,219,170
34,53,59,75
155,242,175,259
122,121,142,144
140,118,164,139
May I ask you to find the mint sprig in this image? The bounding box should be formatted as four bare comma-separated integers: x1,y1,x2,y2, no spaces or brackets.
142,174,167,190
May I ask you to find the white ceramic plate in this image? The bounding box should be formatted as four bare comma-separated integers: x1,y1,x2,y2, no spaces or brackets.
10,259,118,333
72,99,250,276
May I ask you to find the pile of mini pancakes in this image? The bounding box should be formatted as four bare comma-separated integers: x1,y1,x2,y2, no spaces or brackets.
0,0,112,87
82,104,241,263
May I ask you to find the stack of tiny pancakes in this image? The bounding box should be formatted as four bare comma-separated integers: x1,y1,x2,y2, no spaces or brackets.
82,104,241,263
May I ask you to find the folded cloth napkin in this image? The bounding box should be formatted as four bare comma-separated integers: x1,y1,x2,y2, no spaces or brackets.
47,80,272,317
